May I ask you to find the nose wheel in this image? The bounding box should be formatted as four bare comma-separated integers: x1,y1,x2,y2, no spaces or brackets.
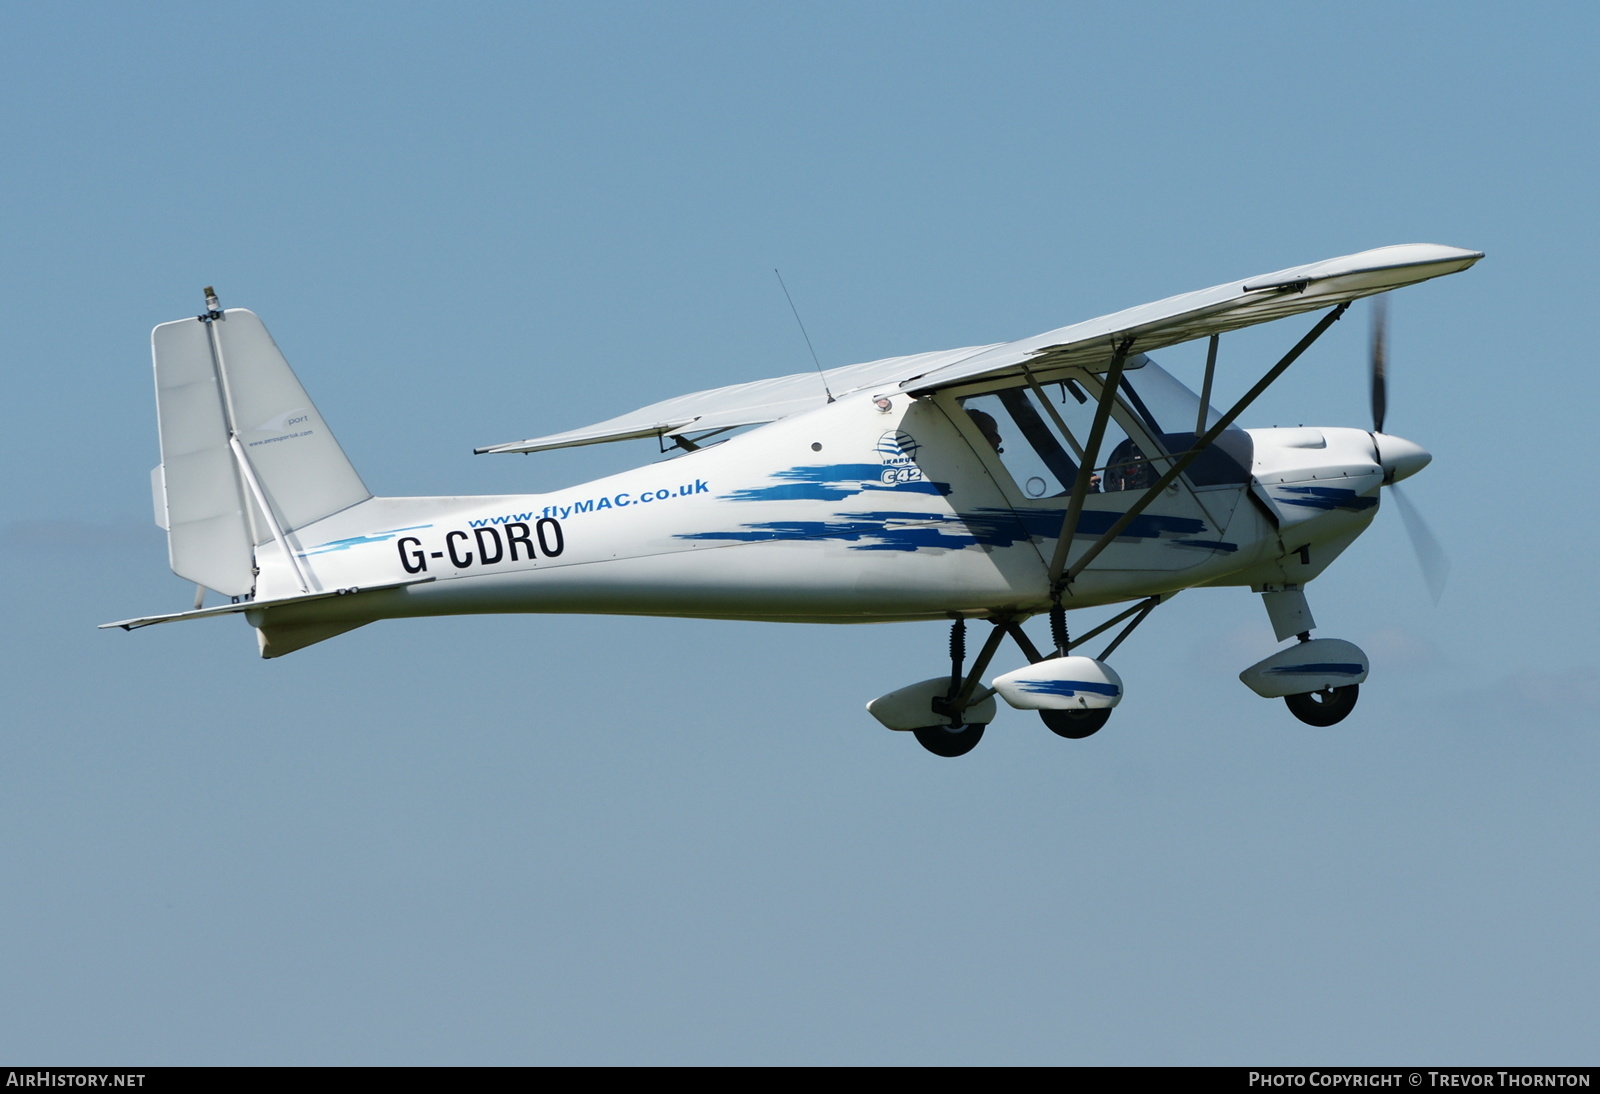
1284,684,1359,726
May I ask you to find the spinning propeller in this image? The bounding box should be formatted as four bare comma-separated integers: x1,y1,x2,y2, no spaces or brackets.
1368,295,1450,604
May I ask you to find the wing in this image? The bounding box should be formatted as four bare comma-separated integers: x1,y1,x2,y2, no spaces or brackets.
478,244,1480,454
475,344,999,454
896,243,1482,394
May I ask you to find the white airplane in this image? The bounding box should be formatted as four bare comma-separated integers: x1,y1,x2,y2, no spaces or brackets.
106,244,1481,756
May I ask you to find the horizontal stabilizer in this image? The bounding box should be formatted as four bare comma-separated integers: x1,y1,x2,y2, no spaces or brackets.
100,576,432,631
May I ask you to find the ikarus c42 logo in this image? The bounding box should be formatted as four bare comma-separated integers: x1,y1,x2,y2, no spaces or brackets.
877,430,925,485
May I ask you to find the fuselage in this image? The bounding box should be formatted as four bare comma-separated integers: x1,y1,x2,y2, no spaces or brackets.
246,361,1405,642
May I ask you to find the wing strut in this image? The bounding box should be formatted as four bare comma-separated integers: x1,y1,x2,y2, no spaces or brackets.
1061,302,1351,587
1197,334,1219,435
1045,338,1133,593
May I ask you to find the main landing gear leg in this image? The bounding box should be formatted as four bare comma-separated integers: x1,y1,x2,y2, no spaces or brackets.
917,619,985,757
913,619,1008,758
882,600,1159,756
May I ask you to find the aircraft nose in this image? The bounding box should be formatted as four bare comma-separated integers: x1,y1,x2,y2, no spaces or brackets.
1372,433,1431,484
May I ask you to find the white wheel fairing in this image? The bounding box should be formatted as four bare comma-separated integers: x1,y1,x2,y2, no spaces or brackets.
867,678,997,731
1239,638,1369,699
992,656,1124,711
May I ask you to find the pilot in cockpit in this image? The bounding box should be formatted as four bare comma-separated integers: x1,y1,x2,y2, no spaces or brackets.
1104,439,1155,492
966,408,1004,454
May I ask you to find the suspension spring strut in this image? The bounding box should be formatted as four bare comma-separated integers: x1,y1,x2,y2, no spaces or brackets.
1050,605,1069,656
949,618,967,694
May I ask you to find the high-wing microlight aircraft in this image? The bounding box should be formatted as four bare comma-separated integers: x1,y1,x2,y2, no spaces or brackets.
107,244,1480,756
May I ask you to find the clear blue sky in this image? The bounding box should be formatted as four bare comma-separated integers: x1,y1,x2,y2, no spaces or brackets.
3,1,1595,1064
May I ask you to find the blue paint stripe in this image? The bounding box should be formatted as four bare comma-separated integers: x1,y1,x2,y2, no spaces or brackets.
1264,663,1365,675
300,524,434,555
1274,486,1378,512
1015,679,1121,697
720,464,951,502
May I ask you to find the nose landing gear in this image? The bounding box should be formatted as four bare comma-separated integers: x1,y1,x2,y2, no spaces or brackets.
1242,587,1369,727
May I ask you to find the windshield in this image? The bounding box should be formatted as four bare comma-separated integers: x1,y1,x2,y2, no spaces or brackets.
1117,359,1253,487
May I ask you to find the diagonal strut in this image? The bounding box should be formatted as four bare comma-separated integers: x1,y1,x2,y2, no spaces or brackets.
1062,303,1350,586
1046,337,1134,593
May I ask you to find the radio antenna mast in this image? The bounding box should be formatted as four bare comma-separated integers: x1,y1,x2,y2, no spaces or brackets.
774,269,835,403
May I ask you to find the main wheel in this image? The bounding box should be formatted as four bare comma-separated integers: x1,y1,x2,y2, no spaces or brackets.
1284,684,1359,726
912,722,985,757
1040,707,1111,739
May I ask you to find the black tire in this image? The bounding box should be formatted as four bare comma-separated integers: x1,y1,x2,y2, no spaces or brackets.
912,722,985,757
1284,684,1359,727
1040,707,1112,739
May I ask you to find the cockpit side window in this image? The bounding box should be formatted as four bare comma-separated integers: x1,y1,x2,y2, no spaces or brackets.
960,390,1073,498
955,356,1252,498
960,383,1139,498
997,388,1078,487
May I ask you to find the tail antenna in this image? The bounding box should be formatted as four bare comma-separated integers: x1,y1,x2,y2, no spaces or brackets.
774,269,835,403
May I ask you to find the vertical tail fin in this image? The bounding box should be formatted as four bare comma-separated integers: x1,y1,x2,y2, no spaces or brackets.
151,307,371,596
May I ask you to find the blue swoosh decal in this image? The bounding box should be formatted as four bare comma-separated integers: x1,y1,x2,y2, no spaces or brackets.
1274,486,1378,512
299,524,433,556
678,503,1222,554
721,464,950,502
678,512,998,553
1264,662,1365,675
1015,679,1121,697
